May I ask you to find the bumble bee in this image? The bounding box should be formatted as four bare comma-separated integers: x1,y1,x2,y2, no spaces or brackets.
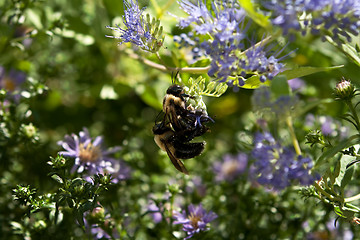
153,83,214,174
152,122,205,175
162,84,193,131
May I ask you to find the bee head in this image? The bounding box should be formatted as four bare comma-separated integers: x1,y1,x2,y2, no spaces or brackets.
166,84,184,97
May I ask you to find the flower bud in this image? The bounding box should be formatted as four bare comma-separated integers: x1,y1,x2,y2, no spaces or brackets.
334,78,355,100
22,123,37,138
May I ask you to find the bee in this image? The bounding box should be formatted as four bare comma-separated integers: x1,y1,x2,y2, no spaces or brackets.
152,122,206,175
153,82,214,174
162,84,194,131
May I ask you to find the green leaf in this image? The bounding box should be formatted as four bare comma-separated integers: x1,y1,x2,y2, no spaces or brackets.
238,0,270,28
25,9,43,29
215,83,228,96
330,160,341,186
341,167,354,189
270,76,290,97
50,174,64,184
315,134,360,170
334,206,355,219
294,98,333,118
281,65,344,80
241,75,270,89
325,36,360,67
332,148,357,188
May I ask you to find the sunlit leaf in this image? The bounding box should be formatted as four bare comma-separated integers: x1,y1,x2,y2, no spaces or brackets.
281,65,344,80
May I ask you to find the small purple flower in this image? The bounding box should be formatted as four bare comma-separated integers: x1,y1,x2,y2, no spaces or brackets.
250,132,317,190
213,153,248,182
264,0,360,43
57,127,130,182
147,202,163,224
0,66,26,101
173,204,217,239
174,1,291,86
288,78,305,91
106,0,163,52
320,116,334,136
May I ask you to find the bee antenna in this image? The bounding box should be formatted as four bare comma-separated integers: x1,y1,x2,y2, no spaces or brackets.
171,71,180,84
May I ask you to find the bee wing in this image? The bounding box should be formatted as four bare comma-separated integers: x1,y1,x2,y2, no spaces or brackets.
163,141,189,175
167,105,183,130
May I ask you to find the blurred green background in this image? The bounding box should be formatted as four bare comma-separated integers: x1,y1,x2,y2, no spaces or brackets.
1,0,360,239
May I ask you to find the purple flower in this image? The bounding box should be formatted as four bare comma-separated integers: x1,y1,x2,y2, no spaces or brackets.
288,78,305,91
250,132,317,190
0,66,26,101
264,0,360,43
213,153,248,182
173,204,217,239
57,127,130,182
240,40,289,82
147,202,163,224
106,0,163,52
174,1,291,86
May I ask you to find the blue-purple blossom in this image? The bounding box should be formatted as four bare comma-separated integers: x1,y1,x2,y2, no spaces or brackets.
239,41,289,82
213,153,248,182
174,1,289,86
250,132,317,190
57,127,130,183
173,204,217,239
106,0,163,52
264,0,360,42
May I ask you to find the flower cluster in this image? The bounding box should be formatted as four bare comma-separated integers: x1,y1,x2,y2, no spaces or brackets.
250,132,317,190
106,0,164,52
213,153,248,182
173,204,217,239
58,128,130,183
174,0,288,86
264,0,360,42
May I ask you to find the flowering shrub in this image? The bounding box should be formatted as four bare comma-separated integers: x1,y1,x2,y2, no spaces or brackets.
1,0,360,239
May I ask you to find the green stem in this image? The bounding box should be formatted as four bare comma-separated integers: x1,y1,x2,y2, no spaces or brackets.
345,99,360,133
126,49,210,74
285,116,302,155
345,193,360,203
313,182,343,203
